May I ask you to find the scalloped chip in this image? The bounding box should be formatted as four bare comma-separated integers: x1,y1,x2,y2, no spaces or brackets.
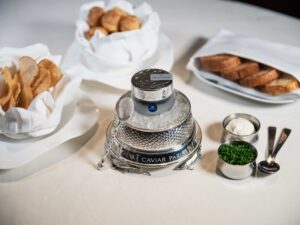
18,84,33,109
32,67,51,97
0,67,13,111
38,59,62,87
11,73,21,107
31,69,45,91
0,69,8,97
5,73,22,108
19,56,39,86
1,57,62,111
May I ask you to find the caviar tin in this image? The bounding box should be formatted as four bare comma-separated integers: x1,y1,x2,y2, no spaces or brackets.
103,69,202,174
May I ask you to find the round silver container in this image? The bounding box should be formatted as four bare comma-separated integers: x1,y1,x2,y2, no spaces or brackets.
106,116,202,169
131,69,175,116
222,113,260,144
131,68,173,102
104,69,202,173
217,140,257,180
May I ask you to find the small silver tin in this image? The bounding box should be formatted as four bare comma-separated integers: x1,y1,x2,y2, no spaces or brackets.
217,140,257,180
131,69,173,102
222,113,260,144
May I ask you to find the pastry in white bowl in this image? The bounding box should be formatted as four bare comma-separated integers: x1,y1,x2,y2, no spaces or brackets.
0,44,80,139
75,0,160,71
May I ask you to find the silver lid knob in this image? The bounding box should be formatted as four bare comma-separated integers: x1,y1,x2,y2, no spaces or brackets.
131,69,173,102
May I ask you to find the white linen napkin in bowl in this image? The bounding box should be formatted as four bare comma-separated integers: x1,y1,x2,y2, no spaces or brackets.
75,0,160,71
0,44,81,139
187,29,300,101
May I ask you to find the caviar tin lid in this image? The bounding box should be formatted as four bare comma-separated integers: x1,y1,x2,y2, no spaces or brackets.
131,69,173,102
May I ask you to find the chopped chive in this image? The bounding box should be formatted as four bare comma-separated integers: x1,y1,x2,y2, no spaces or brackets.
219,142,256,165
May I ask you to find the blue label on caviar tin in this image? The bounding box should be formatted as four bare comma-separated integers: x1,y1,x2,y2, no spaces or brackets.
148,103,157,112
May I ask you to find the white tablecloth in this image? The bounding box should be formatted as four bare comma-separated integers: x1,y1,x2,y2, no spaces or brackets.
0,0,300,225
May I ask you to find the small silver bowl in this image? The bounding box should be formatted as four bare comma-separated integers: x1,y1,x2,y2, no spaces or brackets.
217,140,257,180
222,113,260,144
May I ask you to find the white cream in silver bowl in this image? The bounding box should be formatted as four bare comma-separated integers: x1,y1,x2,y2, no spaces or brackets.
222,113,260,144
225,117,255,136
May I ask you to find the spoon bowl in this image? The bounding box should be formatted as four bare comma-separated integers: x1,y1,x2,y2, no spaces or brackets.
258,160,280,174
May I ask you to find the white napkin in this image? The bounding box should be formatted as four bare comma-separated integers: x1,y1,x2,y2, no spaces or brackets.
61,32,174,90
187,29,300,99
75,0,160,71
0,44,81,139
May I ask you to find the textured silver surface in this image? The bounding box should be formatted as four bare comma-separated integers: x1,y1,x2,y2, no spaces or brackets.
106,120,202,169
119,91,191,132
132,85,173,102
104,69,199,169
131,69,173,102
115,115,194,152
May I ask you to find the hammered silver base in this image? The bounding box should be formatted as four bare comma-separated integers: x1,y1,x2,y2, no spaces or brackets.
104,120,202,175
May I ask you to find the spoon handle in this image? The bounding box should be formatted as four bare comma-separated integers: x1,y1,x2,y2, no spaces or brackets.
271,128,291,160
268,127,277,159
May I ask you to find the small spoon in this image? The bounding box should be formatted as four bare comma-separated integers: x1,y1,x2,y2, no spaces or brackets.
258,128,291,174
258,127,277,174
267,126,277,162
97,97,134,170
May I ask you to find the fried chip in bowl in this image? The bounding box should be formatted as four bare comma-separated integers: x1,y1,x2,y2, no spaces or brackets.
0,44,81,139
19,56,39,85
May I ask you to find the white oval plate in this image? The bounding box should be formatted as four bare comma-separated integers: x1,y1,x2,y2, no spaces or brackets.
191,70,300,104
0,90,99,169
61,33,174,90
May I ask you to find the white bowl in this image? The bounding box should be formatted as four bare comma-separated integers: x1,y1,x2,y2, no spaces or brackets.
75,1,160,70
0,44,80,139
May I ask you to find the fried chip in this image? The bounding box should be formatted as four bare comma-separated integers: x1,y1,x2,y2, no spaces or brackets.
11,73,21,105
4,73,22,109
2,67,13,82
32,67,51,97
0,85,11,111
8,64,17,76
1,57,62,111
0,68,13,111
1,101,10,112
0,70,8,97
8,95,17,108
38,59,62,87
31,69,45,91
18,85,33,109
19,56,39,86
